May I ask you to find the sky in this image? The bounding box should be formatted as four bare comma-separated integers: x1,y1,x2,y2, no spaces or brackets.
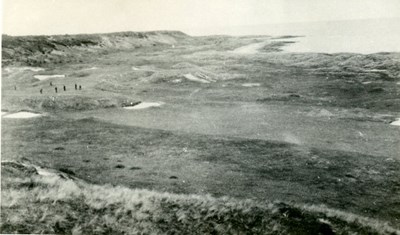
2,0,400,36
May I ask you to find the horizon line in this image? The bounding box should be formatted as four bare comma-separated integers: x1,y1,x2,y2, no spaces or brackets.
3,17,399,37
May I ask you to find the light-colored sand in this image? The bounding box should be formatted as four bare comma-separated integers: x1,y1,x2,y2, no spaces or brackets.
184,74,210,83
390,118,400,126
171,79,182,83
1,161,61,177
1,112,8,116
362,81,372,85
36,167,57,176
132,66,140,71
83,67,98,70
124,102,163,110
232,41,269,54
34,74,65,81
4,67,45,73
3,111,42,119
242,83,261,87
26,67,45,72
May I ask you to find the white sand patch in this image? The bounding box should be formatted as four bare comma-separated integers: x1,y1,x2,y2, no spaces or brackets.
83,67,98,70
242,83,261,87
124,102,163,110
1,112,8,116
3,111,42,119
34,74,65,81
232,41,269,54
362,81,372,85
397,82,400,85
36,167,57,176
4,67,45,73
132,66,140,71
366,69,387,72
184,74,210,83
25,67,45,72
390,118,400,126
172,79,182,83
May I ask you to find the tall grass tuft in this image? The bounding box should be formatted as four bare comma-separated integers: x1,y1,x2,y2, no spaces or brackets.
1,162,399,234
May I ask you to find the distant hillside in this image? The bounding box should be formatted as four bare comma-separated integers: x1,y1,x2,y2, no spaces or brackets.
2,31,190,66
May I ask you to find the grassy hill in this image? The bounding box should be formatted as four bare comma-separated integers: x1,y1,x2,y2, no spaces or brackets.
2,31,191,66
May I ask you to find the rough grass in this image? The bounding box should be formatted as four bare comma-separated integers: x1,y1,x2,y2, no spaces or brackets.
1,94,138,112
1,162,399,235
2,117,400,229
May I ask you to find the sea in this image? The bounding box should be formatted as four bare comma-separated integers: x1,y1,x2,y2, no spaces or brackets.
183,18,400,54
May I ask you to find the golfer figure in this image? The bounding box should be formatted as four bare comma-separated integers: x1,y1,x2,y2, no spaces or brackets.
63,85,66,91
55,87,58,93
40,89,43,94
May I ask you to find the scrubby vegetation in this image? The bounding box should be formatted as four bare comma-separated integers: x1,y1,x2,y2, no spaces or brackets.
2,162,399,234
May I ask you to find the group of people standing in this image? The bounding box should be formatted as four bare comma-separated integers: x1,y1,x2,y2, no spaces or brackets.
40,82,82,94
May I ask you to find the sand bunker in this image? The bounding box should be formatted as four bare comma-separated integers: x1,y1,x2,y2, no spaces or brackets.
36,167,57,176
4,67,45,73
3,111,42,119
132,66,140,71
27,67,45,72
124,102,163,110
184,74,210,84
1,112,8,116
172,79,182,83
390,118,400,126
242,83,261,87
83,67,98,70
33,74,65,81
362,81,372,85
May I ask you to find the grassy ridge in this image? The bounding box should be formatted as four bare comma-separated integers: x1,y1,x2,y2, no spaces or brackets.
2,31,190,66
1,161,399,235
